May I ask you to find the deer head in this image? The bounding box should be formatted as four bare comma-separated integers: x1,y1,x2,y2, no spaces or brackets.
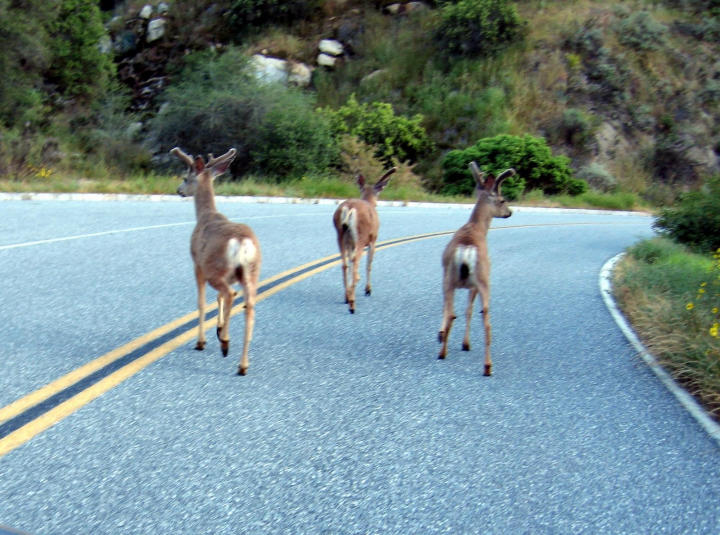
171,147,237,198
357,167,396,203
469,161,515,219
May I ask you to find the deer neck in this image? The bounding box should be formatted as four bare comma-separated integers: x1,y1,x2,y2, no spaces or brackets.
193,176,218,220
360,190,377,207
468,198,492,234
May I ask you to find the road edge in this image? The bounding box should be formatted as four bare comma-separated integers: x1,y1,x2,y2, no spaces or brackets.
600,253,720,446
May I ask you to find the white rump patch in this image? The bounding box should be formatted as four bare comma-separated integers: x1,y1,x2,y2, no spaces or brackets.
454,246,477,280
340,205,358,245
227,237,257,268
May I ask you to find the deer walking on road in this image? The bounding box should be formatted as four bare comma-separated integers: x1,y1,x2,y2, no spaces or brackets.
171,147,261,376
438,162,515,376
333,168,395,313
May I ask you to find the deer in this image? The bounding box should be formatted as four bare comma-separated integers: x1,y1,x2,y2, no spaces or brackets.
332,168,396,313
171,147,261,376
438,161,515,376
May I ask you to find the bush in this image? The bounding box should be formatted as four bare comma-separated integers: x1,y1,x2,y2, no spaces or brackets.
435,0,525,58
555,108,598,149
614,11,667,52
322,93,433,164
149,48,338,179
654,176,720,252
228,0,321,36
576,162,617,192
440,134,587,199
46,0,114,101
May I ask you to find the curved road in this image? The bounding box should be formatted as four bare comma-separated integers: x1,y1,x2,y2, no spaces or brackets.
0,197,718,534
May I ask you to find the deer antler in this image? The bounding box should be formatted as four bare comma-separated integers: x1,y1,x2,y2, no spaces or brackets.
170,147,194,167
207,148,237,168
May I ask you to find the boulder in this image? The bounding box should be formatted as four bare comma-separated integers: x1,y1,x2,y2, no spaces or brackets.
288,62,313,87
319,39,344,57
138,4,153,19
317,53,339,68
251,54,289,84
146,18,166,43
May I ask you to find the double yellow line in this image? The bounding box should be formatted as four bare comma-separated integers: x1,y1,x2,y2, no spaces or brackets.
0,230,454,457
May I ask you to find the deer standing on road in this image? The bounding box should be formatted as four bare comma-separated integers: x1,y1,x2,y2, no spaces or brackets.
333,168,395,313
438,162,515,376
171,147,261,376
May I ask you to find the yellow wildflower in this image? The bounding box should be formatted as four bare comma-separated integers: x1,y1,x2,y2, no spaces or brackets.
710,323,719,338
686,302,694,311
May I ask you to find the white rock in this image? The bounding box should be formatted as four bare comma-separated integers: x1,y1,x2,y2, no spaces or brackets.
288,62,313,87
317,53,339,68
147,19,166,43
319,39,344,57
251,54,289,84
139,5,153,19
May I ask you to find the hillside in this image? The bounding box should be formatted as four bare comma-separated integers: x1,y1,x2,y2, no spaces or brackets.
1,0,719,203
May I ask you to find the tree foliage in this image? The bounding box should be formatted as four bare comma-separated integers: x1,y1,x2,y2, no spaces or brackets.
654,176,720,252
322,94,433,164
435,0,525,58
149,48,338,179
441,134,587,199
46,0,115,101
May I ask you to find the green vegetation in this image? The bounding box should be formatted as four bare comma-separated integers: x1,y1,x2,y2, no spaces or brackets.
614,238,720,418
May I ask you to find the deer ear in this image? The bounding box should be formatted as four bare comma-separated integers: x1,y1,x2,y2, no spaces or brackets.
483,174,497,191
194,156,205,173
356,174,366,190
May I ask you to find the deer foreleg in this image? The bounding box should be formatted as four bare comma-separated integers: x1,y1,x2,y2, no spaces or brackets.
365,241,375,296
463,288,477,351
195,267,206,351
479,285,492,376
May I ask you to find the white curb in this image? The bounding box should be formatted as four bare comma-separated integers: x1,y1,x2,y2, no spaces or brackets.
600,253,720,446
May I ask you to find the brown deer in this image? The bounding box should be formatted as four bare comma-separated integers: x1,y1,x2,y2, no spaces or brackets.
171,147,261,376
438,162,515,376
332,168,396,313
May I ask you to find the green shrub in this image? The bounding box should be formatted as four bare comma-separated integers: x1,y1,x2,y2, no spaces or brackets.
228,0,321,35
322,93,433,164
149,48,337,179
576,162,617,192
614,11,667,52
440,134,586,199
46,0,114,101
435,0,525,58
654,176,720,252
555,108,599,149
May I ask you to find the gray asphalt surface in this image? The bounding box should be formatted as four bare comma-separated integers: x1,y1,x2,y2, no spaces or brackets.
1,197,718,534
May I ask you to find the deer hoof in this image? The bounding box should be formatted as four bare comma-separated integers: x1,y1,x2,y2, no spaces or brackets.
220,340,229,357
484,364,492,376
237,366,247,376
462,342,470,351
195,341,206,351
365,288,371,296
349,301,355,313
438,351,446,360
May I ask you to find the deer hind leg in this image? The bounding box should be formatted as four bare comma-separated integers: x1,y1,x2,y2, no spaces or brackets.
364,241,375,296
237,271,257,376
194,266,207,351
215,282,235,358
348,247,361,314
479,284,492,376
339,238,350,304
463,288,478,352
438,282,456,359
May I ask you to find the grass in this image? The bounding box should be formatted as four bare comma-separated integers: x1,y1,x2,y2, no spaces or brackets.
613,237,720,419
0,173,650,211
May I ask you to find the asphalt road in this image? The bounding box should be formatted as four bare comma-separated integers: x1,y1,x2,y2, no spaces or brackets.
1,196,718,534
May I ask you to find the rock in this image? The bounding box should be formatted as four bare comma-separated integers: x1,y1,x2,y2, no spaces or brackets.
146,18,166,43
317,53,339,68
251,54,289,84
113,31,138,56
319,39,344,57
288,62,313,87
157,2,169,15
384,2,429,14
138,4,153,19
